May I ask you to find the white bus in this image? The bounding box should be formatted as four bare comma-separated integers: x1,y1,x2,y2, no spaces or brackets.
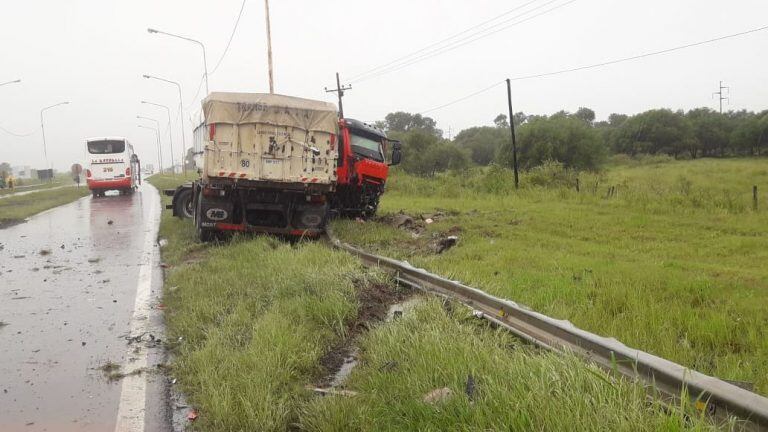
85,137,141,197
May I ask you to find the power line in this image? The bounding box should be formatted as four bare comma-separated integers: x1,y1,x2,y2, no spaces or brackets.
185,73,207,110
507,24,768,82
416,24,768,115
0,124,38,137
181,0,246,115
210,0,247,74
346,0,541,81
419,81,505,114
351,0,575,84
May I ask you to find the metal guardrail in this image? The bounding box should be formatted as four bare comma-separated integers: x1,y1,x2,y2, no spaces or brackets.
328,232,768,431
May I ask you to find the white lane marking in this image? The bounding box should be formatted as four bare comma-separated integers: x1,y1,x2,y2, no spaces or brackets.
114,188,160,432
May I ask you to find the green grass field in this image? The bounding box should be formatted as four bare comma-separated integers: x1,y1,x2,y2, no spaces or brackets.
148,172,724,431
331,157,768,396
0,174,76,196
0,186,89,227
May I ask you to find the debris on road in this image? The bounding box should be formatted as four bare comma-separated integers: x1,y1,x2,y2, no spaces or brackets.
39,249,51,256
107,220,114,225
187,409,199,422
87,257,100,263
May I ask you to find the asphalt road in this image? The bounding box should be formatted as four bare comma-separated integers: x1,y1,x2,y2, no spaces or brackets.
0,184,168,432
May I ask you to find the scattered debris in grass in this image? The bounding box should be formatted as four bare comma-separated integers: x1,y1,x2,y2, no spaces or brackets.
423,387,453,404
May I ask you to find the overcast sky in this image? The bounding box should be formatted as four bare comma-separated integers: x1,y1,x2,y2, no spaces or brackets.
1,0,766,171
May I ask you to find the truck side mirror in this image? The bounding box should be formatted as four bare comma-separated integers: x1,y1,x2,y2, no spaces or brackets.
389,140,402,166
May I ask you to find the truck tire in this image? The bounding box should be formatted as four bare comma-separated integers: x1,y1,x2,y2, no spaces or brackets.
195,193,215,243
174,188,194,219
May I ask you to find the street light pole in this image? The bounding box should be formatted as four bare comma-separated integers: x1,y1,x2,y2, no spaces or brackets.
138,124,162,174
0,79,21,88
147,28,209,94
143,74,187,174
137,115,162,173
40,101,70,172
141,100,175,175
264,0,274,93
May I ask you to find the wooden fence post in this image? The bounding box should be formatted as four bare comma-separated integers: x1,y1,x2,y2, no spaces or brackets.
754,185,758,211
576,178,580,193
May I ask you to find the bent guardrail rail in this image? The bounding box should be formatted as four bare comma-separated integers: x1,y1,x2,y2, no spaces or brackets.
328,232,768,430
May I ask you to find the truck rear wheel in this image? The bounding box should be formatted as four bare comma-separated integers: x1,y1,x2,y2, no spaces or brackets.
174,188,194,219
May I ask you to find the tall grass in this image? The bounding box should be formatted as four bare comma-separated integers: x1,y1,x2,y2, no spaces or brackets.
334,158,768,395
300,299,721,431
149,166,748,430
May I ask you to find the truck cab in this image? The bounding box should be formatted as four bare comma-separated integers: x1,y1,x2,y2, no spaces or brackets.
333,118,401,217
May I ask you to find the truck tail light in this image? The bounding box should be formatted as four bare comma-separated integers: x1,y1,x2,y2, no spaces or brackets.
307,194,326,204
126,167,131,176
86,169,92,178
202,186,225,197
209,123,216,141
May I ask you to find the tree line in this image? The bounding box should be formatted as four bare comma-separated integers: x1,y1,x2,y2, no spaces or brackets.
379,107,768,176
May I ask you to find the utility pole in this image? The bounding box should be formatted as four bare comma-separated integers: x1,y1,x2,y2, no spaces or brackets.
324,72,352,118
712,80,729,114
506,79,519,189
264,0,274,93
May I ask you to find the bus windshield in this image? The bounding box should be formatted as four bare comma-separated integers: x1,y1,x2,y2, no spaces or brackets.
88,140,125,154
349,131,384,162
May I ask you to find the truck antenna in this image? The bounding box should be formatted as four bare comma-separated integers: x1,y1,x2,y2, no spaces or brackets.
325,72,352,118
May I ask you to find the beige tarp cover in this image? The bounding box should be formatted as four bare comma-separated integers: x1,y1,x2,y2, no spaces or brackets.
201,92,338,184
203,92,338,134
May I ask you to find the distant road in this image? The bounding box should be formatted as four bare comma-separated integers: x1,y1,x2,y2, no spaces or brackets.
0,184,77,200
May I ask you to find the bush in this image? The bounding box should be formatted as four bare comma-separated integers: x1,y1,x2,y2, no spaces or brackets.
497,115,607,170
525,160,578,188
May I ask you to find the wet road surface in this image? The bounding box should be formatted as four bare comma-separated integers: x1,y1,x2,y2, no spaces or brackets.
0,184,167,432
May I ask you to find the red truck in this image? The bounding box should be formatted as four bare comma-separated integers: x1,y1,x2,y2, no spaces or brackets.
165,93,401,239
331,117,401,218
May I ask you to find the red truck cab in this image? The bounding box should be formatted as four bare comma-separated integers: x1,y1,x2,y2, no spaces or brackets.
333,118,401,217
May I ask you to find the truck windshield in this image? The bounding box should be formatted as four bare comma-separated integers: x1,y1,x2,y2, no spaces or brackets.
88,140,125,154
350,132,384,162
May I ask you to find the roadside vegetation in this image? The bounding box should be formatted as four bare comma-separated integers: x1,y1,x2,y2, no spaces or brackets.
149,173,722,431
380,107,767,176
331,157,768,396
0,185,89,228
